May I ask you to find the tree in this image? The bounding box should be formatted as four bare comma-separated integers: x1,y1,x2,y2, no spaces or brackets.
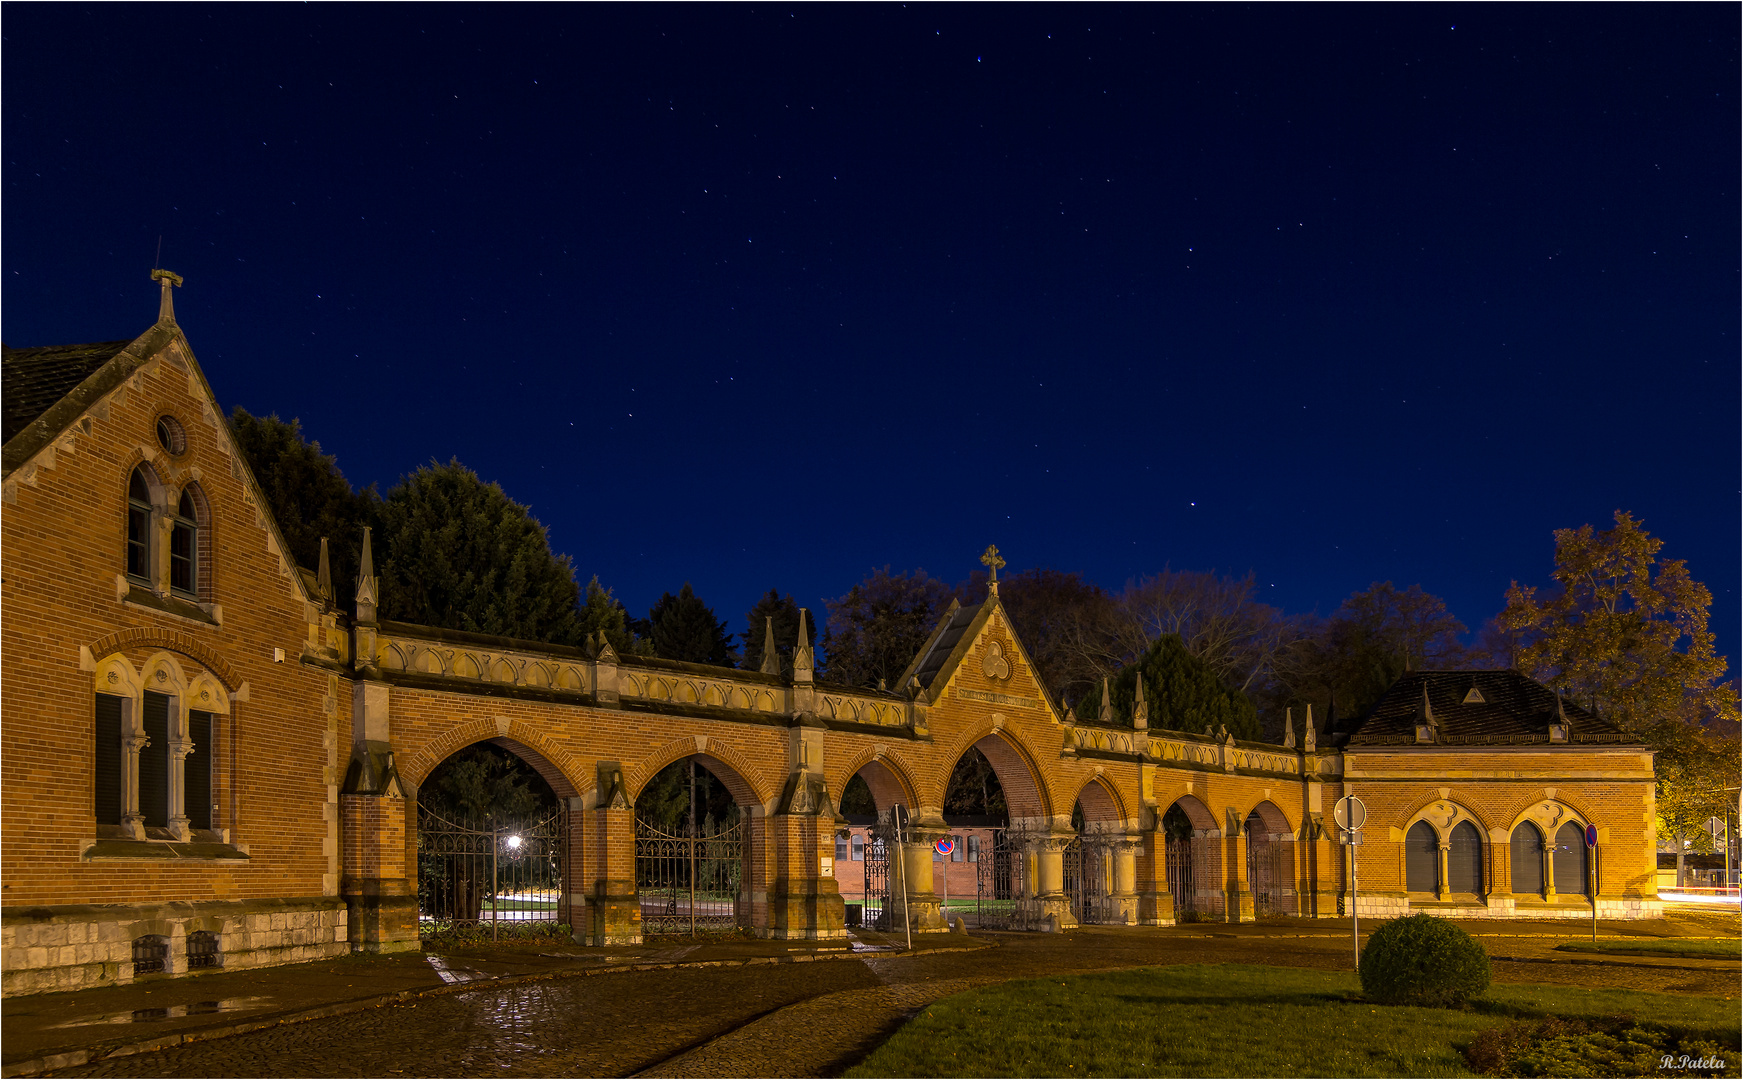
1074,634,1262,740
647,583,738,666
419,744,554,824
1113,568,1292,694
1272,582,1468,725
228,408,377,608
577,576,648,656
954,568,1120,705
820,567,953,689
1496,511,1735,731
634,758,737,832
943,747,1008,818
740,589,813,675
1653,721,1741,888
377,459,585,645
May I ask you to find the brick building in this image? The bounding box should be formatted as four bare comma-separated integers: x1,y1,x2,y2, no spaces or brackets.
1,277,1662,996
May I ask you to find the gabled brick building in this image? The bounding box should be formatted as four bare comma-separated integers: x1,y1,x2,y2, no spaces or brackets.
2,276,1663,998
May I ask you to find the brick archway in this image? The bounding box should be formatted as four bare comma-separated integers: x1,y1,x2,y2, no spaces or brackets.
400,717,586,800
626,736,771,809
834,747,920,813
88,628,242,693
1070,775,1129,824
938,725,1050,820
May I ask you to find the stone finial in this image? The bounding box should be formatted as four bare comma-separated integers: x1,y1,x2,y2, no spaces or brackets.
594,629,620,665
980,544,1005,594
1283,706,1295,749
1098,677,1113,725
316,537,333,607
152,268,183,326
792,608,814,682
1548,691,1570,742
759,616,781,676
1131,674,1148,730
354,526,379,624
1303,703,1317,752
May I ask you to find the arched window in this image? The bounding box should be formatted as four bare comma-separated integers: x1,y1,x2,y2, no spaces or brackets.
1553,822,1589,898
1405,820,1439,893
1448,821,1484,894
126,467,154,582
1511,821,1544,895
169,489,198,597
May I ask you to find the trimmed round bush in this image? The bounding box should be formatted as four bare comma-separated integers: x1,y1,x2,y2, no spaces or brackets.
1358,912,1492,1007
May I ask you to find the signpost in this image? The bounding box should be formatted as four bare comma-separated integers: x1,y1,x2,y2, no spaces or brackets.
1585,823,1599,943
891,804,913,951
1334,795,1367,969
935,837,955,923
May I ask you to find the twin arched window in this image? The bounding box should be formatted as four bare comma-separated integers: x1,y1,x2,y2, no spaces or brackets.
126,466,206,601
1405,819,1485,894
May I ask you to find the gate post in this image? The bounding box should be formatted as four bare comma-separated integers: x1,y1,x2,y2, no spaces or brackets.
1034,830,1075,930
339,679,418,954
1226,808,1255,923
1137,810,1176,925
582,761,640,946
1304,813,1339,918
767,771,847,939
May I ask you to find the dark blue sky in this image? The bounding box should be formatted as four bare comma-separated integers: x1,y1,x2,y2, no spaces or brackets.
5,5,1737,664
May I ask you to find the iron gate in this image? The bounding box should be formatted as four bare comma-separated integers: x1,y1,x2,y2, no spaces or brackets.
974,829,1017,930
417,806,566,935
634,816,747,935
1064,835,1116,925
859,835,893,930
1165,836,1226,922
1247,835,1296,918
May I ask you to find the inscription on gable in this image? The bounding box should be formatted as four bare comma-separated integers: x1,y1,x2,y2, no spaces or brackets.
956,686,1039,709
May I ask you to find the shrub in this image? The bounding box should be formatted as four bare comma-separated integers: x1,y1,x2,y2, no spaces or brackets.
1358,913,1491,1007
1465,1015,1738,1078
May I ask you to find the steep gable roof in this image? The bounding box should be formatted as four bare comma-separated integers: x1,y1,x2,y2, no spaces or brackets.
1335,669,1634,746
2,328,179,477
895,589,1064,722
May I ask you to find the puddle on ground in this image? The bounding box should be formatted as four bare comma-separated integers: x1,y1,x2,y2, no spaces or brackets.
52,996,274,1028
426,955,493,984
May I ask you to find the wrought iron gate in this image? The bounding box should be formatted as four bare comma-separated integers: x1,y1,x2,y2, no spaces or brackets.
1247,835,1296,918
1064,835,1116,925
634,816,747,935
1166,836,1226,922
417,806,566,935
860,835,892,930
974,829,1017,930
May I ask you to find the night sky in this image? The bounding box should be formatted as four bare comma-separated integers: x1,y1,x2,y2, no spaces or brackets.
5,6,1737,665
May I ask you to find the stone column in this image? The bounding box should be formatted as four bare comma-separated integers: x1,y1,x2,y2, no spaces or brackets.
1030,833,1074,929
580,761,640,946
1437,840,1451,901
1112,836,1141,925
891,823,945,935
120,714,149,841
1542,840,1557,902
166,699,192,842
1226,811,1254,923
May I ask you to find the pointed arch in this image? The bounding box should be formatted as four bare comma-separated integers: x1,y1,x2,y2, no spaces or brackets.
936,723,1050,819
832,745,920,813
1162,793,1219,835
1240,799,1294,838
1069,774,1129,825
625,736,769,809
1393,789,1493,836
399,717,585,800
86,629,242,692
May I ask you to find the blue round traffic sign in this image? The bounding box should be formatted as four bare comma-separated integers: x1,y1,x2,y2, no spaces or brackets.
1584,824,1598,847
934,837,955,857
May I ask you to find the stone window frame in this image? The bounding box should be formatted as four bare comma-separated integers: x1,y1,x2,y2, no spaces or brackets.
1506,801,1593,902
1399,800,1488,902
123,457,217,610
125,464,163,588
91,651,230,843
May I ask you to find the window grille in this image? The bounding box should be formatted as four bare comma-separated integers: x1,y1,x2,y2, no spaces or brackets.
133,935,169,975
1405,821,1439,892
95,694,124,824
1511,822,1545,895
139,691,171,828
186,931,220,969
1448,821,1483,893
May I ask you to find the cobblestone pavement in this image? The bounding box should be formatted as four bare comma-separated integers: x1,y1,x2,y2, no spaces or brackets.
38,920,1739,1079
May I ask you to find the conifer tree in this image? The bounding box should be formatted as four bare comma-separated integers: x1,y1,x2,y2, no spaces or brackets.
377,459,585,645
647,583,738,666
1075,634,1262,740
740,589,813,674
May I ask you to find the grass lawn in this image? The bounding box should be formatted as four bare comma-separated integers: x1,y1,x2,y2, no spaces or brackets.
845,964,1741,1078
1554,939,1741,959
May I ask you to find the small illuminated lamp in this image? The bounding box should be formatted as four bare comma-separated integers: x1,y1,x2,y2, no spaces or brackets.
506,834,523,850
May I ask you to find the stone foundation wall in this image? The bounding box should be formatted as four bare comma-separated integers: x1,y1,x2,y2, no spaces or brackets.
1,897,348,997
1340,892,1662,922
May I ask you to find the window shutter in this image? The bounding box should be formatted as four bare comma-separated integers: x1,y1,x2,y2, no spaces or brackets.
1553,822,1588,897
1405,821,1439,892
139,691,170,828
1448,821,1483,894
94,695,124,823
187,710,213,831
1510,823,1544,895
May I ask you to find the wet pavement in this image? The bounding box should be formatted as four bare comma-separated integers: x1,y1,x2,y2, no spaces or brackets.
6,908,1736,1079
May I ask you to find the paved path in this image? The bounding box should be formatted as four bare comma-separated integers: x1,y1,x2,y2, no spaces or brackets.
13,911,1738,1079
